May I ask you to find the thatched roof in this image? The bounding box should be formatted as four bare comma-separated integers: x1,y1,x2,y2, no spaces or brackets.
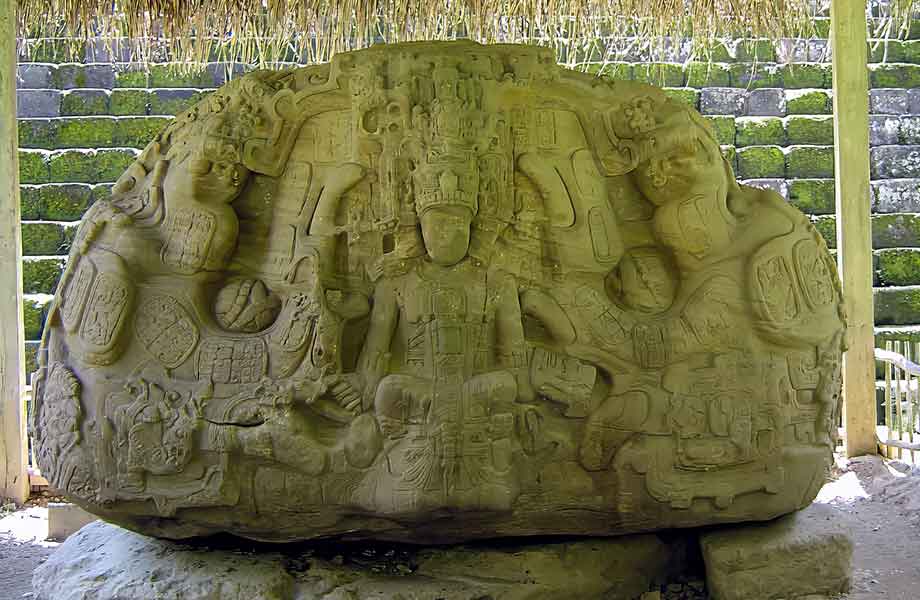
16,0,918,66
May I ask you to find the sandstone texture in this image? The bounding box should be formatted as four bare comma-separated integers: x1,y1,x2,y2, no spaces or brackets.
33,520,679,600
32,40,846,542
700,503,854,600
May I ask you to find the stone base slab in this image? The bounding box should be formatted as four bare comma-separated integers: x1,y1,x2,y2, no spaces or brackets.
33,521,688,600
700,503,854,600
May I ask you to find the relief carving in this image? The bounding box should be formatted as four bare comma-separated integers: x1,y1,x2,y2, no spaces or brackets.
34,41,846,544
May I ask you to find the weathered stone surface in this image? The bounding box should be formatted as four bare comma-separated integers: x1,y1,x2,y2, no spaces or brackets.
746,88,786,117
33,41,845,543
870,89,910,115
700,87,747,115
701,503,853,600
873,179,920,212
869,116,901,146
872,146,920,179
17,90,62,118
33,520,681,600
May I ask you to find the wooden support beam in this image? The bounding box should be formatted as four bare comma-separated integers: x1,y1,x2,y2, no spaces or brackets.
831,0,877,457
0,0,29,503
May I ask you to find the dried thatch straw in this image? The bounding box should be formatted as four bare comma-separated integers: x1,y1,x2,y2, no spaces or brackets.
16,0,919,67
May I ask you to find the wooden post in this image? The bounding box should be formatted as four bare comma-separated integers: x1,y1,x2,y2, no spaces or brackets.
831,0,877,457
0,0,29,503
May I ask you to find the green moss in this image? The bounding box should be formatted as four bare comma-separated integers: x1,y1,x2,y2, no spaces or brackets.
686,62,731,88
633,63,685,87
95,149,138,182
21,223,66,256
729,63,782,89
55,117,117,148
781,64,831,89
737,146,785,178
906,40,920,63
584,62,633,81
735,117,784,146
114,67,148,88
148,64,212,88
22,299,46,341
92,184,114,202
786,146,834,178
703,116,736,145
53,65,86,89
868,40,908,63
149,90,206,115
26,39,85,63
18,120,58,149
786,116,834,145
811,215,836,248
20,187,42,220
114,117,172,148
22,258,64,294
48,150,96,183
24,343,38,380
870,65,920,88
40,184,93,221
872,214,920,248
111,89,151,115
61,91,110,116
789,179,835,214
786,91,832,115
874,287,920,326
813,18,831,38
877,249,920,286
699,42,732,62
662,88,699,109
19,151,49,184
735,39,777,62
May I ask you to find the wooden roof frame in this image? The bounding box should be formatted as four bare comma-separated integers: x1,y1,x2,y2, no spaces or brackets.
0,0,879,503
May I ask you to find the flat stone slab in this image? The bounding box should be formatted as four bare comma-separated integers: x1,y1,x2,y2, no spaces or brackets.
33,520,685,600
700,503,854,600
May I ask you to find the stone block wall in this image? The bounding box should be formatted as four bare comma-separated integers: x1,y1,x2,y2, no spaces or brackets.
13,22,920,379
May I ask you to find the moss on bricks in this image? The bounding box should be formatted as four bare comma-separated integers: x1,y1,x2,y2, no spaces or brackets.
18,120,58,149
22,298,46,341
55,117,117,148
92,184,114,202
41,184,93,221
737,146,785,178
21,223,66,256
61,90,110,116
781,64,830,88
786,91,832,115
700,42,733,62
729,63,782,89
686,62,731,88
148,64,212,88
811,215,836,248
813,19,831,38
149,90,206,115
789,179,835,214
786,146,835,178
20,187,42,220
704,116,736,145
111,89,150,115
868,40,909,63
876,249,920,286
906,41,920,63
584,62,633,81
736,39,777,62
633,63,685,87
26,39,85,63
786,116,835,145
872,214,920,248
95,149,138,182
735,117,784,146
663,89,699,109
114,67,148,88
874,287,920,326
19,151,49,184
870,65,920,88
48,150,96,183
114,117,172,148
22,259,64,294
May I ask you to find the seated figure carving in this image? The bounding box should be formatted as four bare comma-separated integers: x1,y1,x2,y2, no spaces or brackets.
31,41,846,543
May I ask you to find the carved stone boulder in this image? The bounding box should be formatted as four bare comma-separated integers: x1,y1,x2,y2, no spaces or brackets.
32,40,846,543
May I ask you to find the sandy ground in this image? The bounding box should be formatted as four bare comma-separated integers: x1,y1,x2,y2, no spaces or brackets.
0,456,918,600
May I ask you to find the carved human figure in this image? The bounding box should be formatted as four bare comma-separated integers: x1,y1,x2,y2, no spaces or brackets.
348,154,528,513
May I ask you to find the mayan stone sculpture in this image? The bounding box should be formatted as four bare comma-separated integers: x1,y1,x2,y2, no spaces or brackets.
32,41,846,543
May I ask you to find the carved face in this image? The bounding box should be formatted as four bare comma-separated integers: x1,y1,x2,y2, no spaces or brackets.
419,206,472,266
166,155,250,205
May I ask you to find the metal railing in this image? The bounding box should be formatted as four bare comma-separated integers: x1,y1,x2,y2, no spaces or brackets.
876,343,920,462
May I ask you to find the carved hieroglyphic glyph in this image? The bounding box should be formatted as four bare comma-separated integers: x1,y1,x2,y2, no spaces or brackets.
33,41,846,543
